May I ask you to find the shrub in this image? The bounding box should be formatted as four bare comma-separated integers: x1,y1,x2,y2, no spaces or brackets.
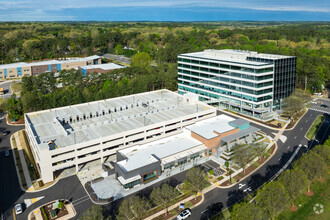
41,207,49,220
217,176,224,180
208,170,214,175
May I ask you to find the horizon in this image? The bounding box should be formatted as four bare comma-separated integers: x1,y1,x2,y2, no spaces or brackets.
0,0,329,21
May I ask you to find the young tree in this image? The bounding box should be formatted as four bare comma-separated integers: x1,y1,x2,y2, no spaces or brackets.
255,182,289,220
80,205,103,220
117,196,149,220
183,167,209,197
293,151,327,192
117,199,134,220
253,142,266,162
7,94,23,120
150,184,178,216
278,168,309,207
231,144,255,173
282,95,304,120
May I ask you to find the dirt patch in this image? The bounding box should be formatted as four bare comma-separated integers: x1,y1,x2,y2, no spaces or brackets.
304,190,314,197
289,205,298,212
317,177,325,183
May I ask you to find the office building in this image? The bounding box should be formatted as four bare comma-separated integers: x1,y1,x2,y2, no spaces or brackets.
78,63,125,76
0,55,101,79
25,90,216,183
178,49,296,119
114,114,259,189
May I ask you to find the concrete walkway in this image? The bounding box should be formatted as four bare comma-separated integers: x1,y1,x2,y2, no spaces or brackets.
14,132,34,191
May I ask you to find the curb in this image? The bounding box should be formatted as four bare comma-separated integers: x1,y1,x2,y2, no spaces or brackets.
304,113,325,141
217,141,278,189
10,132,28,192
6,115,25,127
284,109,308,131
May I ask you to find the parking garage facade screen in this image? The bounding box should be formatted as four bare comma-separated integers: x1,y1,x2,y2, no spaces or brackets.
24,90,216,183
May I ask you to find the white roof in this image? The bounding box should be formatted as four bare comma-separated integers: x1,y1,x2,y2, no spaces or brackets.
80,63,124,70
186,114,236,139
0,62,29,69
25,89,214,150
179,49,293,66
117,133,205,172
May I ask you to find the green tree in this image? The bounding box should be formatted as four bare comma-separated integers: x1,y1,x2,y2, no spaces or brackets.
255,181,289,219
311,144,330,165
7,94,23,120
183,167,209,197
117,196,149,220
114,44,124,55
293,151,327,192
253,142,266,162
131,52,152,70
117,199,134,220
80,205,103,220
231,144,255,173
150,184,178,216
231,201,265,220
281,95,304,120
278,168,309,207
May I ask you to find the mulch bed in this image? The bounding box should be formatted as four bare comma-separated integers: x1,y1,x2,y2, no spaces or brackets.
304,190,314,197
220,145,276,187
289,205,298,212
42,201,68,220
6,116,24,125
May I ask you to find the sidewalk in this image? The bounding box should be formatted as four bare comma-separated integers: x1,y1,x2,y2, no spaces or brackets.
13,132,34,191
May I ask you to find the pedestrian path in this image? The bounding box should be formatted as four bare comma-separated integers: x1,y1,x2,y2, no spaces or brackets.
309,108,330,114
14,133,34,191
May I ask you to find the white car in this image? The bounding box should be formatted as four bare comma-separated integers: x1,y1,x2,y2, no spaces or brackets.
14,204,22,215
177,208,192,220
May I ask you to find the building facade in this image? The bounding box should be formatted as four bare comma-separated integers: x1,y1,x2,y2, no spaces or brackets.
25,90,216,183
178,49,296,119
78,63,125,76
0,55,102,79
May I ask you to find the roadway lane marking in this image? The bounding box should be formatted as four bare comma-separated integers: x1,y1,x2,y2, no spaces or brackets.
73,197,91,206
300,128,302,131
12,208,16,220
227,194,234,199
294,136,297,139
287,146,290,149
72,195,89,204
306,120,308,123
266,169,270,173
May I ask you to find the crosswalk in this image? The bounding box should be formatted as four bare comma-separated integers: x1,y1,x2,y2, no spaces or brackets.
309,108,330,114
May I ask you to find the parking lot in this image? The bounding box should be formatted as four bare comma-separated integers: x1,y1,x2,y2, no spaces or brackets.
200,160,225,177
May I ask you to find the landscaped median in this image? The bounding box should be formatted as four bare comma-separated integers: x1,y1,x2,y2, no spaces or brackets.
306,115,325,140
28,200,76,220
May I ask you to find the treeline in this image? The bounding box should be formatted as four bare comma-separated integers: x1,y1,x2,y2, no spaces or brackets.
227,140,329,220
6,63,177,119
0,22,329,91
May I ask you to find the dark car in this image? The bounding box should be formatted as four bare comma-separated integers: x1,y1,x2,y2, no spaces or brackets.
2,131,9,136
321,104,328,108
4,150,10,157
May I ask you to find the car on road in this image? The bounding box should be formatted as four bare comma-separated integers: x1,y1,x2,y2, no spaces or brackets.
320,104,328,108
14,204,22,215
4,150,10,157
2,130,9,136
177,208,191,220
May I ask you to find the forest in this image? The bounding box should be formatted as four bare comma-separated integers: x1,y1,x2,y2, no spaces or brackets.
0,22,329,117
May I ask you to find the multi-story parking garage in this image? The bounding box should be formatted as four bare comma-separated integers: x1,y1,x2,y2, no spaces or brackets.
25,90,216,183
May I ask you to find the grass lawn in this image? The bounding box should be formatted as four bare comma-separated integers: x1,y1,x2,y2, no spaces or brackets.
306,115,324,140
278,176,329,220
11,81,23,95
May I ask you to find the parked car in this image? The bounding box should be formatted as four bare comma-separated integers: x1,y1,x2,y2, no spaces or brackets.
14,204,22,215
2,131,9,136
177,208,192,220
321,104,328,108
4,150,10,157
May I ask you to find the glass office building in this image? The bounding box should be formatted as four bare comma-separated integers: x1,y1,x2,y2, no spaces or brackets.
178,49,296,119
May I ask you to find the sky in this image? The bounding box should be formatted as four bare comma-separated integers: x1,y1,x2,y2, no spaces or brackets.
0,0,329,21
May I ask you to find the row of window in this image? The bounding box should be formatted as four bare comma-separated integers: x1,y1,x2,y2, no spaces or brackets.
178,57,273,73
178,67,273,81
178,72,273,89
178,78,273,96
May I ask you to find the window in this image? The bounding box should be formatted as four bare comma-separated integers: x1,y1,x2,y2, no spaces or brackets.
143,170,158,182
209,150,212,155
124,179,140,189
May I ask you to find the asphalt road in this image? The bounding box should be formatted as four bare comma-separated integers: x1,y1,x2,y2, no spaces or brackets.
191,109,330,220
1,108,329,220
0,80,19,99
